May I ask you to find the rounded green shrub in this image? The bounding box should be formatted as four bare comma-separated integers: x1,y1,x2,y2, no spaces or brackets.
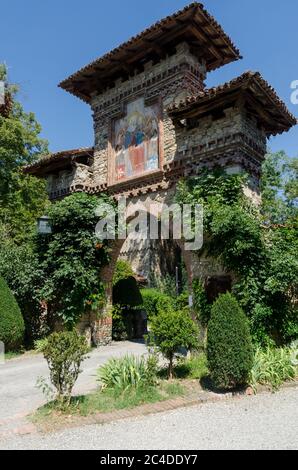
141,289,174,318
0,276,25,351
150,307,199,379
207,293,253,389
41,331,89,403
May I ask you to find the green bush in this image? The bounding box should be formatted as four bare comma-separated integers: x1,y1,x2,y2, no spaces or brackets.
250,347,296,392
34,337,49,353
112,260,135,286
0,276,25,351
161,353,208,381
113,276,143,308
149,307,199,379
40,331,89,404
207,293,253,389
0,240,46,346
98,354,158,392
141,289,174,318
174,292,189,310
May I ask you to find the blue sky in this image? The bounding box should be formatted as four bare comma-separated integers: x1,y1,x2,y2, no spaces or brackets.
1,0,297,156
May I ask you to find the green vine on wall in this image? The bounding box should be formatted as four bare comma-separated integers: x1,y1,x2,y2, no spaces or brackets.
37,193,116,328
176,160,298,347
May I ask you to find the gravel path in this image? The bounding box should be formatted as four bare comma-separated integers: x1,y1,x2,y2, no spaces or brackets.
1,386,297,450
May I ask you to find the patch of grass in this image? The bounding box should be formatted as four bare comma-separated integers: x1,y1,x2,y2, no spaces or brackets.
76,386,164,417
4,350,24,360
162,381,185,397
159,354,208,380
33,381,185,424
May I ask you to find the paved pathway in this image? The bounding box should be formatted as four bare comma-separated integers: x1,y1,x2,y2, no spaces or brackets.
1,386,297,450
0,341,146,436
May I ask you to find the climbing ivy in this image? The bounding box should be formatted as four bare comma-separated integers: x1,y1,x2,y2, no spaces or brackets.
38,193,116,328
176,159,298,347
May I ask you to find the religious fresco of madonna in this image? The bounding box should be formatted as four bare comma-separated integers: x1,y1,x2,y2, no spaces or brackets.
114,98,160,181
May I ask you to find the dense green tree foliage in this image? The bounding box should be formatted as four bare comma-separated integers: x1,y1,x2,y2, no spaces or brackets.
0,64,49,243
0,64,49,344
261,150,298,223
38,193,113,327
112,260,135,286
141,288,174,318
0,276,25,351
0,234,45,344
176,156,298,346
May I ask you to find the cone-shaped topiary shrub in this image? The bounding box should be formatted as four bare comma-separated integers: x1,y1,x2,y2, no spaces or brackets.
0,276,25,351
207,292,253,389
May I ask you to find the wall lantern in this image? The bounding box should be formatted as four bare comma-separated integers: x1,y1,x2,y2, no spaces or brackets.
37,215,52,235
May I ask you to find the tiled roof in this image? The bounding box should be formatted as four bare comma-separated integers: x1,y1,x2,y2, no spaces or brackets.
59,2,241,102
168,71,297,135
23,147,94,175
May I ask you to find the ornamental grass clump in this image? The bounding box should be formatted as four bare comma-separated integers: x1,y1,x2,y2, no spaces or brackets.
207,293,253,389
97,354,158,392
249,347,296,392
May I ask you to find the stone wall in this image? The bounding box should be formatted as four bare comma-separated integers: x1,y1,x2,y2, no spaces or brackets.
44,43,270,344
77,311,112,347
90,43,206,188
174,107,266,166
45,162,93,199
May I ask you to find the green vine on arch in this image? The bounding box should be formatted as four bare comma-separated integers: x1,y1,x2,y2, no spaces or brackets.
37,193,117,328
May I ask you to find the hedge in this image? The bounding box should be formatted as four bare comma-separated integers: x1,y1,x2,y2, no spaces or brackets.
0,276,25,351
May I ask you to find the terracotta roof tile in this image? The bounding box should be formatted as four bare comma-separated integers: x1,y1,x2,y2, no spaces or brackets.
168,71,297,135
23,147,94,174
59,3,241,102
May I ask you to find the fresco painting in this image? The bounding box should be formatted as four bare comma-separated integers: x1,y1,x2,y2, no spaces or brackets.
114,98,159,181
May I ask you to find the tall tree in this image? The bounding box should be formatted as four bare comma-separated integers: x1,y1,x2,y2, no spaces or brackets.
261,151,298,224
0,64,49,242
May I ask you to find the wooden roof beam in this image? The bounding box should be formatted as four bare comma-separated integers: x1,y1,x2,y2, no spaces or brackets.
175,4,199,23
142,39,167,57
109,58,135,75
188,23,222,61
175,93,239,119
245,93,278,126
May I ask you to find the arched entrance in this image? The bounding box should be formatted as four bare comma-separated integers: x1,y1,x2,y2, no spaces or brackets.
98,203,198,345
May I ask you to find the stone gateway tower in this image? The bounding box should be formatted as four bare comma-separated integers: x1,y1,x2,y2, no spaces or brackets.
25,3,296,344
